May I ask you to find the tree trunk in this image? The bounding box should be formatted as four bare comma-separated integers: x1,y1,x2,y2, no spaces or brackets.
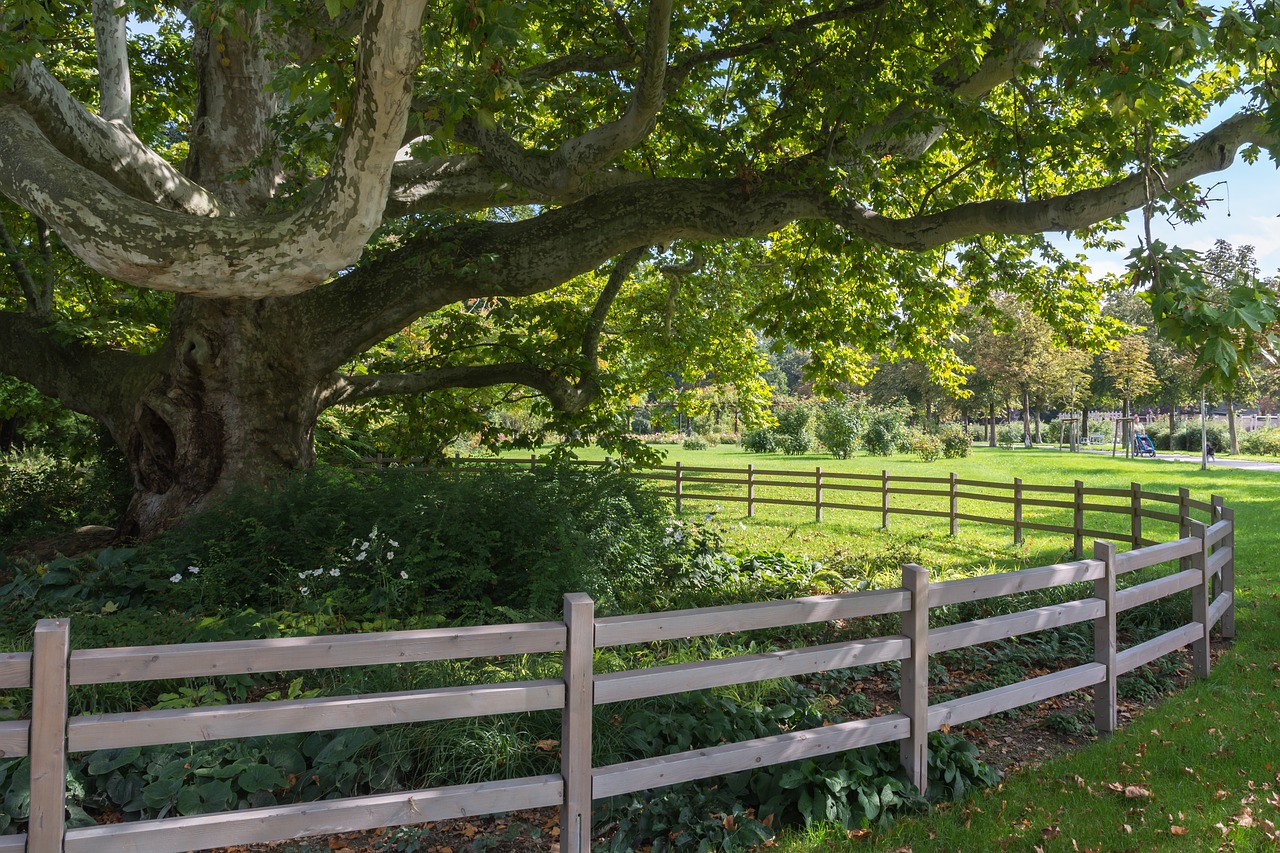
988,401,996,446
1081,408,1090,443
1032,404,1041,443
118,298,322,538
1168,407,1176,440
1121,397,1130,458
1021,389,1032,447
1227,395,1238,453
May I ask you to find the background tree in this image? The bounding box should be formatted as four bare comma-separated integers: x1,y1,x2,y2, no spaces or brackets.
1102,335,1158,454
3,0,1278,535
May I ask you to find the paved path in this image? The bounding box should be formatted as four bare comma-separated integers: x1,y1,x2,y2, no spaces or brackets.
1069,447,1280,472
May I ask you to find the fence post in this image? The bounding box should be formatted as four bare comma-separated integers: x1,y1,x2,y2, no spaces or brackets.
899,564,929,794
675,461,683,513
881,470,891,530
1188,520,1212,679
1209,496,1225,605
746,464,756,518
561,594,595,853
1178,487,1191,575
28,618,70,853
1222,506,1236,640
530,454,537,472
1130,482,1142,548
1092,542,1118,734
1013,477,1023,545
1073,480,1085,558
815,467,824,523
948,472,958,536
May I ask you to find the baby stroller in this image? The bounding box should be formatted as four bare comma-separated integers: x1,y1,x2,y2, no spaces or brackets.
1132,431,1157,458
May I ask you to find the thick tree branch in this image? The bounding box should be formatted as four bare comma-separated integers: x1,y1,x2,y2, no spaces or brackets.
2,61,223,216
325,363,597,412
424,0,672,198
307,109,1272,368
0,310,154,426
0,0,428,298
92,0,132,127
583,248,646,369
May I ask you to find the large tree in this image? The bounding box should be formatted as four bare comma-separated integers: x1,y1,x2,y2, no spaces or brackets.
2,0,1278,535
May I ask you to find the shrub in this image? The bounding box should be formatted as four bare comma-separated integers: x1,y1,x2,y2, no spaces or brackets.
1240,427,1280,456
126,464,675,621
682,435,709,450
1171,421,1229,454
910,431,942,462
0,450,128,539
815,398,865,459
1144,421,1170,450
939,424,971,458
772,399,813,455
995,425,1022,448
862,407,906,456
742,429,777,453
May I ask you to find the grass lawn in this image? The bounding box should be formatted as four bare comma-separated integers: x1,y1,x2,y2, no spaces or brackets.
566,442,1280,851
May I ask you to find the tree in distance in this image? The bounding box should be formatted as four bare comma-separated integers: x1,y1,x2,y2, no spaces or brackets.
1,0,1277,535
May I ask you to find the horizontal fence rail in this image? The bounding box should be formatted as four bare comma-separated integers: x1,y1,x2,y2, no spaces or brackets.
4,480,1235,853
373,456,1220,559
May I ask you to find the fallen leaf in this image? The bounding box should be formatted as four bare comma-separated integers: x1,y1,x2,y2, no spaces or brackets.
1171,826,1188,836
1124,786,1151,799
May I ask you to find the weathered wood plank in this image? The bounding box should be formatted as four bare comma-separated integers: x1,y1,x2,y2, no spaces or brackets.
954,491,1016,504
1116,623,1202,675
1093,542,1118,734
953,479,1014,490
899,566,928,794
592,715,910,800
1020,497,1075,510
0,653,31,689
1115,538,1199,574
594,636,911,705
676,475,745,486
70,623,567,685
1207,592,1233,631
890,487,949,498
64,775,564,853
1081,527,1124,542
1186,499,1214,514
1020,484,1077,494
931,560,1103,607
1189,520,1211,678
68,681,565,751
929,599,1105,654
893,475,949,485
0,721,28,759
927,663,1106,731
893,508,951,519
29,619,70,853
561,593,594,853
1114,569,1199,614
1081,502,1129,515
819,501,883,514
1018,521,1078,536
743,477,819,489
1138,509,1183,525
0,836,24,852
822,483,886,495
1141,492,1182,505
1205,520,1232,549
1086,487,1133,498
594,589,910,647
1206,546,1232,579
953,513,1015,527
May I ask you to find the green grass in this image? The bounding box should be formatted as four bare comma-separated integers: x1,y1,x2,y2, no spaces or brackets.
594,443,1280,852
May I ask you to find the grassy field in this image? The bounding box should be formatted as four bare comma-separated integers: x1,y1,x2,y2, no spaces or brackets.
569,443,1280,852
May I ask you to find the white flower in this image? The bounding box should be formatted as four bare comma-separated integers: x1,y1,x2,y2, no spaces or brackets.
738,522,747,531
298,572,308,579
356,552,367,561
386,551,394,560
673,531,684,543
300,586,310,596
351,538,359,547
389,539,399,548
399,571,409,580
329,568,341,577
169,573,182,583
187,565,200,574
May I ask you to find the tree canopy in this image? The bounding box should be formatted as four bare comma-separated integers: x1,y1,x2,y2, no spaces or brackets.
2,0,1278,534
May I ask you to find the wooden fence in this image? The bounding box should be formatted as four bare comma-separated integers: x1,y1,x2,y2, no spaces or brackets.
441,457,1214,558
1,481,1235,853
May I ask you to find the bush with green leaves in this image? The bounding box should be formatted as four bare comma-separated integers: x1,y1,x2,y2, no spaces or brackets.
742,428,777,454
1240,426,1280,456
910,431,942,462
939,425,971,458
0,449,129,540
996,424,1023,448
863,407,908,456
772,399,814,455
681,435,709,450
815,397,865,459
1170,421,1229,454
